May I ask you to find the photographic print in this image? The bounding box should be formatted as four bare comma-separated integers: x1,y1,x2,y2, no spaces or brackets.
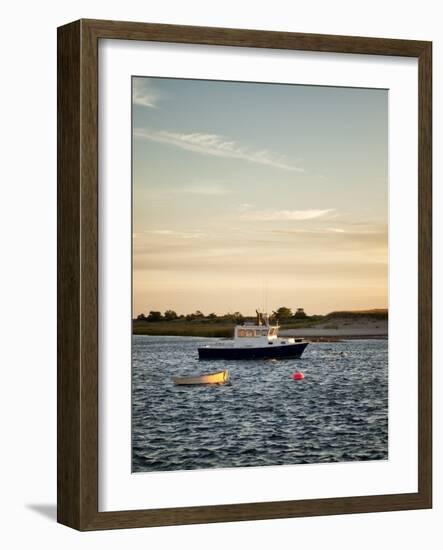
132,76,388,473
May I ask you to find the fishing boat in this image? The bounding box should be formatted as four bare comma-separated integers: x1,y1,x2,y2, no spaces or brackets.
198,311,308,360
172,369,229,385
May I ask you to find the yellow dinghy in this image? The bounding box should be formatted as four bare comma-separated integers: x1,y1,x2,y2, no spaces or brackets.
172,369,229,386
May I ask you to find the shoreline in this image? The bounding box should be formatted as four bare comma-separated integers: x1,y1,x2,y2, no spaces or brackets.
280,328,388,342
294,335,387,342
132,315,388,341
133,332,388,342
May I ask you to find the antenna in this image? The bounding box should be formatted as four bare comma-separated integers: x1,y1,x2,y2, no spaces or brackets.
261,280,269,314
261,282,265,314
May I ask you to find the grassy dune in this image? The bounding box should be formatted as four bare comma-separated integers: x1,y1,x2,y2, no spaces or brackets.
325,308,388,320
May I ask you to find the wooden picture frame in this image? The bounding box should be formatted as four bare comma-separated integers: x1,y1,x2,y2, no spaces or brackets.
57,18,432,530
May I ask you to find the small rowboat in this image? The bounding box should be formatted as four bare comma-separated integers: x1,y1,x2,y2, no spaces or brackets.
172,369,229,386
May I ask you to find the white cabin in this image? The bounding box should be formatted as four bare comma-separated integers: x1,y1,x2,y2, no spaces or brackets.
232,312,300,348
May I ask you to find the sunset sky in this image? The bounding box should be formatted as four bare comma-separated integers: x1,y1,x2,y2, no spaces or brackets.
132,77,388,316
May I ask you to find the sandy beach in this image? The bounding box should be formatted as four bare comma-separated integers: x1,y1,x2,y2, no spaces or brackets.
280,318,388,341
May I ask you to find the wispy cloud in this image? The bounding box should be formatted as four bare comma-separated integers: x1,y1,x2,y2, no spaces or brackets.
241,208,334,221
134,128,304,172
270,224,387,248
133,79,160,108
327,227,346,233
182,183,230,196
148,229,205,239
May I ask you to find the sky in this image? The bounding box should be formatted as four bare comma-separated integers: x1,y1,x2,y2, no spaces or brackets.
132,76,388,316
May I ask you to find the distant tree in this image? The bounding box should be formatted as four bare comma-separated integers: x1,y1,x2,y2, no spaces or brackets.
147,310,162,322
223,312,244,324
274,307,293,322
294,307,307,319
136,313,146,321
232,312,244,324
207,313,217,320
185,310,204,321
164,309,178,321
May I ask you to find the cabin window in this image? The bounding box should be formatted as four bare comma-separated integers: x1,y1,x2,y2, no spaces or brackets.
238,329,246,337
245,330,255,337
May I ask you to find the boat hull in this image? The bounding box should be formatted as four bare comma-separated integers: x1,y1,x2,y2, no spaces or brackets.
172,369,229,385
198,342,308,360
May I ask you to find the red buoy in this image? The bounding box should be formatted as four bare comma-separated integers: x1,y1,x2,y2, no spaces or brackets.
293,372,304,380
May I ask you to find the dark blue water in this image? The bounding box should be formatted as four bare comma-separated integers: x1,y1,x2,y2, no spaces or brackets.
132,336,388,472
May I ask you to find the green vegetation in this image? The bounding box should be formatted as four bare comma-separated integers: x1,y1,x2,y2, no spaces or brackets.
133,320,235,338
133,307,388,337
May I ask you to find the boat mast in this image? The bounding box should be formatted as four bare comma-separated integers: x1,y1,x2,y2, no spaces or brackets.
256,309,271,327
256,309,262,326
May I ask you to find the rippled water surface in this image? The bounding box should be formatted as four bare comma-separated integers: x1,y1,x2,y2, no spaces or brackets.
132,336,388,472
